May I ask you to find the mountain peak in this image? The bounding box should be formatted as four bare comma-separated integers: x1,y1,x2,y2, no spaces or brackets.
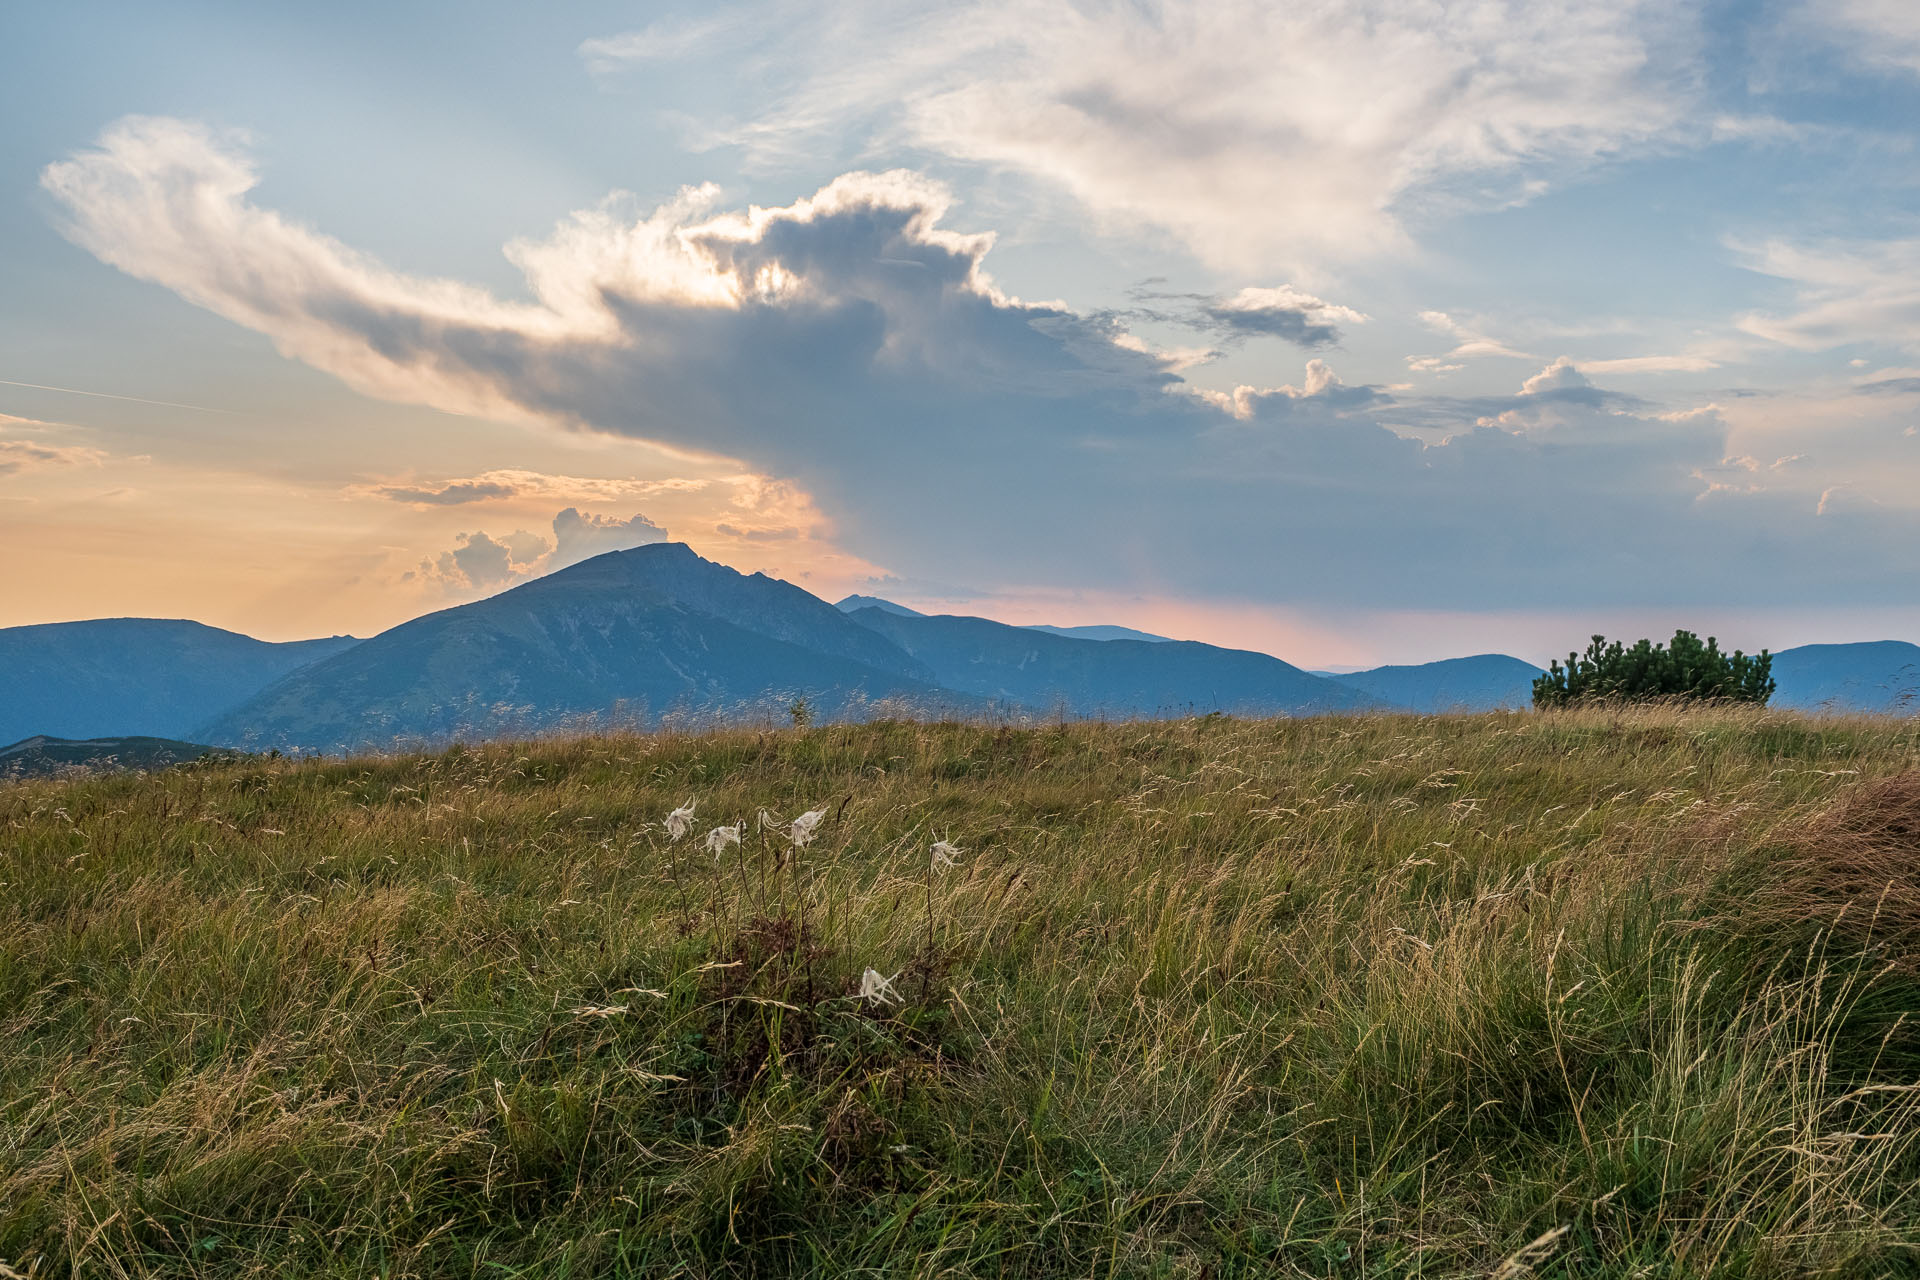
836,594,927,617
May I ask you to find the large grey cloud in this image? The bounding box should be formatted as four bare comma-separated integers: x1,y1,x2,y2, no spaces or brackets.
41,117,1920,609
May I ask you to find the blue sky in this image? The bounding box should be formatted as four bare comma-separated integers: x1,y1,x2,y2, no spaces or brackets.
4,1,1920,665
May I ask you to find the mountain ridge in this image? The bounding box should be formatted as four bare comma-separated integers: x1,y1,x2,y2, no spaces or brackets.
841,606,1376,717
197,545,975,752
0,618,360,743
1330,654,1543,713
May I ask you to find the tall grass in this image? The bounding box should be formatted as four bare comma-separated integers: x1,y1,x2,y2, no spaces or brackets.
3,705,1920,1276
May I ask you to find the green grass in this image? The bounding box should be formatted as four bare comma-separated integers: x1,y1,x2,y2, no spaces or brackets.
5,706,1920,1277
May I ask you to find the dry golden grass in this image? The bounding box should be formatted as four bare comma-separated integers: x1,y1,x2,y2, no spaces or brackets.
2,705,1919,1277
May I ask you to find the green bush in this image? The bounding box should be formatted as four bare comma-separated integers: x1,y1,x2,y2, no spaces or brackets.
1533,630,1774,707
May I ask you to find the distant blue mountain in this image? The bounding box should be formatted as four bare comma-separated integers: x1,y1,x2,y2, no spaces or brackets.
1025,623,1174,643
841,607,1375,717
834,594,926,617
834,595,1172,643
0,618,359,743
1331,655,1543,713
1771,641,1920,713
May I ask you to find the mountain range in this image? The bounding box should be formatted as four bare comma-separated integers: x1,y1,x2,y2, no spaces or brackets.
833,594,1171,643
2,543,1915,757
0,618,357,744
197,545,977,753
839,605,1367,717
1328,655,1542,713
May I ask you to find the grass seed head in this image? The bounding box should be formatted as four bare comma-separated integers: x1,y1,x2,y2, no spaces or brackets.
789,806,828,847
704,822,743,859
664,798,697,841
859,967,903,1007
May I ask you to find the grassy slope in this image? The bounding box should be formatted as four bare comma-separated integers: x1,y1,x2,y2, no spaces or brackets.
4,708,1920,1278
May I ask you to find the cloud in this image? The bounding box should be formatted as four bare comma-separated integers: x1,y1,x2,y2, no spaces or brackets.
360,467,717,507
374,479,519,505
1520,357,1592,396
1818,483,1881,516
414,508,671,591
1579,354,1720,374
1407,311,1535,373
1810,0,1920,75
584,0,1703,272
442,530,523,588
1406,317,1719,378
549,507,670,569
578,16,743,71
1735,236,1920,354
1708,113,1814,145
43,118,1920,611
1199,359,1389,420
715,522,801,542
1197,287,1366,346
0,415,110,476
0,439,108,476
1122,282,1365,348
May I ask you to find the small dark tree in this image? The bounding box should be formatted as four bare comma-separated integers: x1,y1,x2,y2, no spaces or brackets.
1532,631,1774,707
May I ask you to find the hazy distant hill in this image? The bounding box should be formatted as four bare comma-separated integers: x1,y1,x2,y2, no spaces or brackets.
200,545,977,752
1771,641,1920,713
1331,655,1543,713
834,594,926,617
1025,623,1174,643
841,607,1374,717
833,595,1171,643
0,619,359,743
0,734,236,779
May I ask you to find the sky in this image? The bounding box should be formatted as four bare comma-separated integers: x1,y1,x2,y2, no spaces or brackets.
4,0,1920,667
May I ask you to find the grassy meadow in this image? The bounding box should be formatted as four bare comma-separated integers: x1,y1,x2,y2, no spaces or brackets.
5,707,1920,1277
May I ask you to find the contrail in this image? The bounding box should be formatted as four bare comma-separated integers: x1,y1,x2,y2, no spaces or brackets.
0,378,238,415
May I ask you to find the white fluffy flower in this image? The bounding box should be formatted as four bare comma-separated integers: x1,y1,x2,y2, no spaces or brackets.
788,807,829,848
930,840,963,872
664,799,696,842
859,968,903,1008
704,822,743,858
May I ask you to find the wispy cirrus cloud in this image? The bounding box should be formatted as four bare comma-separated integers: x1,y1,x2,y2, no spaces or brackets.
39,116,1920,610
1809,0,1920,75
0,438,108,477
1736,235,1920,354
583,0,1703,273
578,15,747,73
0,413,110,476
1407,311,1536,373
360,468,716,507
1407,312,1721,378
